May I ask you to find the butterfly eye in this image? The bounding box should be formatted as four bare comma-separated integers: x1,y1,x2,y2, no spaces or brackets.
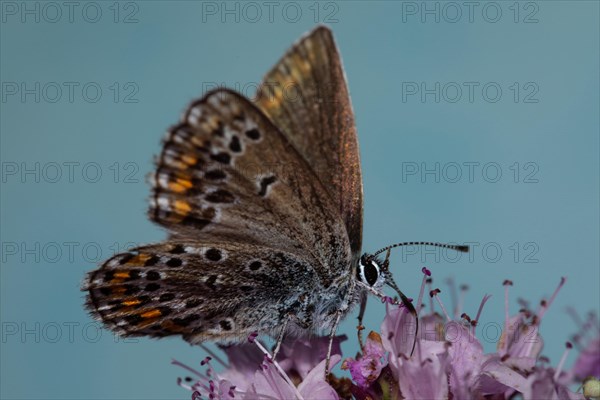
358,257,380,287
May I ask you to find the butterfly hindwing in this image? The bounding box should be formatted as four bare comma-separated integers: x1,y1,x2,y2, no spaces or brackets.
255,26,363,253
85,241,322,343
150,88,351,277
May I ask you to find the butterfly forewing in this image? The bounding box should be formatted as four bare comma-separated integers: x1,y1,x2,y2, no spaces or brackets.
149,89,350,273
85,242,321,342
255,26,363,254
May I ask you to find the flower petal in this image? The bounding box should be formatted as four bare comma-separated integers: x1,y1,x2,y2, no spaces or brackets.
573,338,600,380
298,355,341,400
396,355,448,400
278,335,346,380
250,363,296,400
445,321,484,397
381,305,417,359
479,358,529,394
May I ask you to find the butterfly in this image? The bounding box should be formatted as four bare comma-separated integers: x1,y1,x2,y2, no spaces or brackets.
83,26,468,374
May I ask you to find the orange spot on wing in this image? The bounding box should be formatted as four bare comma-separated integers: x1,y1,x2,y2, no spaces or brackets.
122,299,141,307
178,178,193,187
168,182,186,192
169,160,188,170
169,178,193,193
173,200,191,214
141,309,162,319
206,116,220,130
114,272,130,279
181,155,197,166
128,254,152,266
190,136,204,147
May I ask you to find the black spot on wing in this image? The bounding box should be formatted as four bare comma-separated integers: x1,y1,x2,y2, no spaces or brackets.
146,271,160,281
158,306,172,316
219,320,232,331
125,284,140,295
170,245,186,254
205,248,222,262
248,261,262,271
185,299,203,308
159,293,175,302
258,176,276,196
125,314,142,324
205,275,217,290
229,135,241,153
205,169,226,181
144,256,160,266
181,217,211,230
210,152,231,164
205,190,235,204
245,128,260,140
166,258,183,267
145,283,160,291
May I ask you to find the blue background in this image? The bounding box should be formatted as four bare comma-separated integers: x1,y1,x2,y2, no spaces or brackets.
1,1,598,399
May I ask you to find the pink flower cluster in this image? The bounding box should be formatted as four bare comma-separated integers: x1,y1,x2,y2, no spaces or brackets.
174,334,346,399
175,269,600,400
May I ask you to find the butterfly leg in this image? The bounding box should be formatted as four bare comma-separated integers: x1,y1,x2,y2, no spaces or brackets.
325,308,344,377
357,293,368,350
272,314,291,361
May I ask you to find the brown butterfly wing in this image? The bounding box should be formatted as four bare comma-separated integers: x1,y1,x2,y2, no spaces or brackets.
149,89,351,275
255,26,363,253
84,241,320,342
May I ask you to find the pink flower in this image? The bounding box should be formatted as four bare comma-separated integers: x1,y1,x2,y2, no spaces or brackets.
250,355,341,400
444,321,486,398
521,350,585,400
392,343,449,400
341,331,387,388
380,304,449,399
370,271,585,399
219,343,263,391
496,279,567,363
568,309,600,380
175,335,341,399
573,338,600,380
277,335,346,381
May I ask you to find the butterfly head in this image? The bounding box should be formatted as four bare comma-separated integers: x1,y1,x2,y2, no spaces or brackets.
358,242,470,304
356,254,387,290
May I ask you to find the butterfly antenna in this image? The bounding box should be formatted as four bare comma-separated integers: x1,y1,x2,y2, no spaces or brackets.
373,242,469,258
377,244,469,357
382,250,418,357
387,274,419,357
